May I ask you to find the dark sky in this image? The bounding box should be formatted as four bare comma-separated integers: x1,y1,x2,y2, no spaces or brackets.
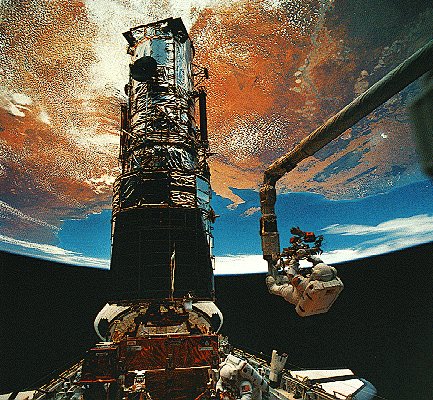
1,242,432,399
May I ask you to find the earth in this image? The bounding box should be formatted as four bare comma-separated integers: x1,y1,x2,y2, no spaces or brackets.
0,0,432,269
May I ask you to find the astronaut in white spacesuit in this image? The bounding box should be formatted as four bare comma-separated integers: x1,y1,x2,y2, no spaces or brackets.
265,249,342,316
216,354,269,400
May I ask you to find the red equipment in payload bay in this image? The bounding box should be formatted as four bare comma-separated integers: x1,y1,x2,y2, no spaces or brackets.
80,333,220,400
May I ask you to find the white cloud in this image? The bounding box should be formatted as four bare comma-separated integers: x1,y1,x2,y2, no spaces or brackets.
83,0,233,92
168,0,235,30
75,132,119,149
3,103,26,117
215,254,267,275
38,110,51,125
213,252,363,275
2,213,432,274
0,234,109,269
86,174,117,194
322,214,433,241
214,215,433,274
0,90,33,117
0,200,59,231
241,207,260,217
319,249,363,264
213,251,365,275
11,92,33,105
320,214,433,262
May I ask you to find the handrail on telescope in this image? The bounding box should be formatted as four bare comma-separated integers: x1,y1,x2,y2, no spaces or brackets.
260,39,433,272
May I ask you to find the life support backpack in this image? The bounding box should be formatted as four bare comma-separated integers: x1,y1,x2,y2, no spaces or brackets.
295,266,344,317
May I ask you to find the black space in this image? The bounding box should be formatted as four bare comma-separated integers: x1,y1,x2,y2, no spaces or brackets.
1,244,432,399
331,0,432,46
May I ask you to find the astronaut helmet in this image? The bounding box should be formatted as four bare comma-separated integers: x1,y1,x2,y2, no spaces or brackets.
310,263,337,282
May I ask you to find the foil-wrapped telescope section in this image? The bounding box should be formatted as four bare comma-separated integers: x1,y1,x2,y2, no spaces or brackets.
111,18,214,301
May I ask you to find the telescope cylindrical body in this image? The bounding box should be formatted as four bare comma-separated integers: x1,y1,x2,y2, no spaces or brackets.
110,18,214,301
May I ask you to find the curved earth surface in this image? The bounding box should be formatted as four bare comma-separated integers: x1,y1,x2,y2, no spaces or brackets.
0,0,432,270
